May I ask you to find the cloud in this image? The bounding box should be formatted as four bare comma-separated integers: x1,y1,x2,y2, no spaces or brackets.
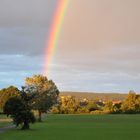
0,0,57,55
0,54,43,71
47,63,140,92
0,0,140,92
0,27,48,55
0,0,57,27
0,1,57,88
0,54,44,88
47,0,140,92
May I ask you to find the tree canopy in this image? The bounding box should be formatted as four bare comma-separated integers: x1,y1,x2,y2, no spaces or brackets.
0,86,20,110
25,74,59,121
4,96,35,130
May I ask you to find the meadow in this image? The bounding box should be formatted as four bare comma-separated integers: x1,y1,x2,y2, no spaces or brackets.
0,115,12,128
1,114,140,140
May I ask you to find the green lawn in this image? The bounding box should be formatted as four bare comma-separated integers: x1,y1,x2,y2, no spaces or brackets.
0,122,11,128
1,114,140,140
0,114,7,119
0,114,12,128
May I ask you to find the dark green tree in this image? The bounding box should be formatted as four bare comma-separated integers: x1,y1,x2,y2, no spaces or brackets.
4,89,35,130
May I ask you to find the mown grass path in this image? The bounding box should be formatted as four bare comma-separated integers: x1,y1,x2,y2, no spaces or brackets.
1,114,140,140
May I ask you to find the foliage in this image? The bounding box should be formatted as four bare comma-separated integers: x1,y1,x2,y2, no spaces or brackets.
90,110,108,114
59,96,80,114
86,101,98,111
50,90,140,115
4,97,35,130
25,74,59,121
112,103,122,113
121,91,140,113
0,86,20,110
77,107,89,114
51,106,60,114
103,101,114,113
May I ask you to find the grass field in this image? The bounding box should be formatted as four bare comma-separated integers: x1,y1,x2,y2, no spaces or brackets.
0,115,12,128
1,114,140,140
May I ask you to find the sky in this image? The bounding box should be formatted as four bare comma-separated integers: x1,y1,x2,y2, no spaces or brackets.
0,0,140,93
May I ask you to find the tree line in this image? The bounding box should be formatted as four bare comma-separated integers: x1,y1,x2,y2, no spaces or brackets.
0,74,140,129
0,75,59,130
51,90,140,114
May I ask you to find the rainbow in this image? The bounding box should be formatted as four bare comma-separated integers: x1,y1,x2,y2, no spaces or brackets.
44,0,69,75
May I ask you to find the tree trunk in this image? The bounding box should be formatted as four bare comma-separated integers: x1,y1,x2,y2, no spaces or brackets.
22,120,29,130
38,110,42,122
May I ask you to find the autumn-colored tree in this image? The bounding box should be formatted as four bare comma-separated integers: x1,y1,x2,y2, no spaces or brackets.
135,95,140,112
0,86,20,111
112,103,122,113
86,101,98,112
121,90,138,113
58,96,79,114
103,101,114,113
25,75,59,121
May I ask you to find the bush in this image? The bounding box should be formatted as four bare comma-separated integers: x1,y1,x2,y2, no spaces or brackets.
90,110,109,115
51,106,60,114
77,107,89,114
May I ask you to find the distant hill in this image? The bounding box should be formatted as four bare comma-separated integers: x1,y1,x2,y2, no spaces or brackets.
60,91,128,101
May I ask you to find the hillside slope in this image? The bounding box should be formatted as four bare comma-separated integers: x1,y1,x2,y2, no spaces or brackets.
60,92,127,101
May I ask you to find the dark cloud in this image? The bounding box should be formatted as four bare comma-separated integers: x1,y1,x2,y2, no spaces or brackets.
0,27,48,55
0,0,57,55
0,0,57,27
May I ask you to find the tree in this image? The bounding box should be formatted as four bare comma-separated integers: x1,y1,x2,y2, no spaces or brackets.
112,103,122,113
86,101,98,112
103,101,114,113
0,86,20,111
4,97,35,130
121,90,138,113
25,74,59,121
135,95,140,112
59,96,79,114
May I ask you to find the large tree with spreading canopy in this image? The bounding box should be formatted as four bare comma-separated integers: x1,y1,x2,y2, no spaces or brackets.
25,74,59,121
